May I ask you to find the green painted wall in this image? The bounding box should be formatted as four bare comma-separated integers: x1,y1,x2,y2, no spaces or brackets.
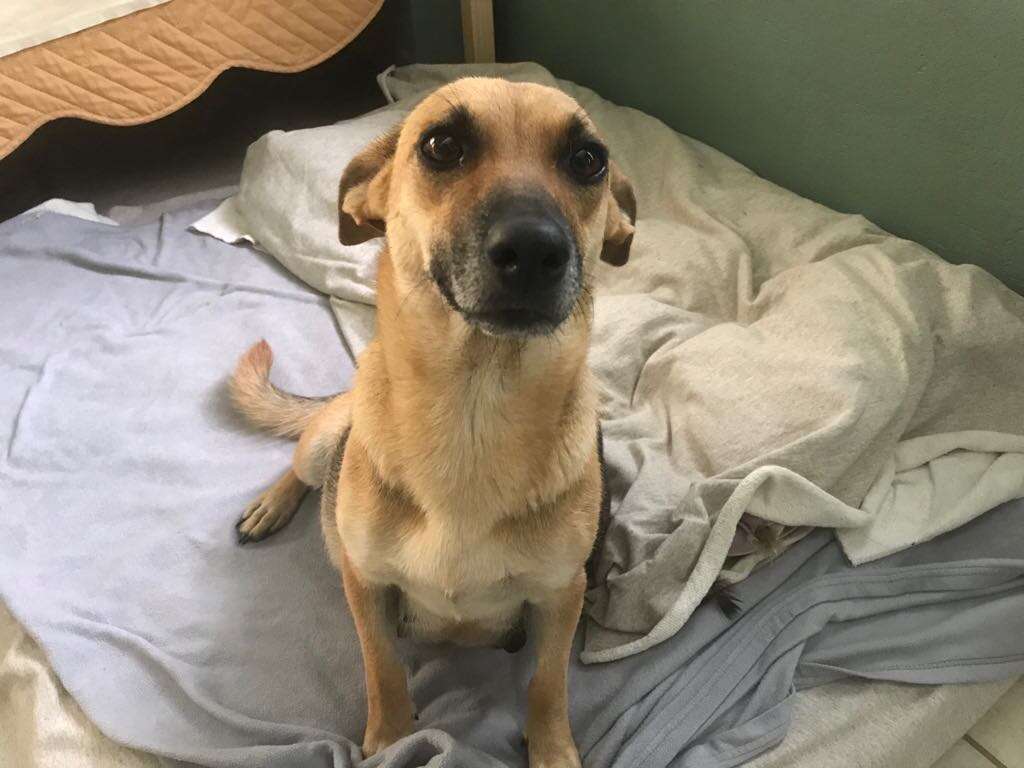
494,0,1024,291
394,0,464,64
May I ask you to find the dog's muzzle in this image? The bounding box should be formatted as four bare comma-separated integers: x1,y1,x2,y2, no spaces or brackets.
428,191,578,336
477,194,578,332
430,191,581,336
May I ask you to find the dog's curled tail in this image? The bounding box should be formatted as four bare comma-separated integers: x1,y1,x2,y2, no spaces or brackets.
230,340,333,438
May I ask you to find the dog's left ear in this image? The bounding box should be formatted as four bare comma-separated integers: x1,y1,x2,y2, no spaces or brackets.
600,162,637,266
338,124,401,246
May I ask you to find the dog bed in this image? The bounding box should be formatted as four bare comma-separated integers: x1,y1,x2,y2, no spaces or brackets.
4,63,1024,766
2,199,1024,768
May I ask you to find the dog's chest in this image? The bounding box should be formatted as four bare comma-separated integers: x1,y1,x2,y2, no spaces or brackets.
358,512,567,622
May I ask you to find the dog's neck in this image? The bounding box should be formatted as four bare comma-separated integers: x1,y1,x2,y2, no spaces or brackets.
363,250,597,517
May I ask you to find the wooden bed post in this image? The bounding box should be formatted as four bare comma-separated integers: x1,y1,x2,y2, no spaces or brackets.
461,0,495,63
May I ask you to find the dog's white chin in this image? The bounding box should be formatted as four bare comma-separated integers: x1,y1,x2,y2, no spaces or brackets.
459,301,570,338
472,316,563,339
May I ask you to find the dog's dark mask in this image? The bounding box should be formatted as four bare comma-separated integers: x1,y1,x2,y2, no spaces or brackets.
430,187,583,337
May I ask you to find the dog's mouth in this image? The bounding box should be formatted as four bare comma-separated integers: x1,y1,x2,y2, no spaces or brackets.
429,262,565,336
462,306,562,335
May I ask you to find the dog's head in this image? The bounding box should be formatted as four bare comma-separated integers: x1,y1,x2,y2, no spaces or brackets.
338,78,636,337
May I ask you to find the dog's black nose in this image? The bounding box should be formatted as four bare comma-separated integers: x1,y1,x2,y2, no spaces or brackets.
485,214,572,293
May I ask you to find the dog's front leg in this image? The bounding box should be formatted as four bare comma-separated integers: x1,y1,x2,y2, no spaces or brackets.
527,571,586,768
339,551,414,756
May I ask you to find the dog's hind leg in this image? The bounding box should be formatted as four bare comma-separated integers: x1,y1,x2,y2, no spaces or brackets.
293,391,353,487
236,468,309,544
235,391,351,545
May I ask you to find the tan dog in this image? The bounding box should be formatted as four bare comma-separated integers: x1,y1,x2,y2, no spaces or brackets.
229,78,635,765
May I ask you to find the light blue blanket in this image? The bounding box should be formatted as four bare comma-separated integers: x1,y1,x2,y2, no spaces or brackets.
1,204,1022,768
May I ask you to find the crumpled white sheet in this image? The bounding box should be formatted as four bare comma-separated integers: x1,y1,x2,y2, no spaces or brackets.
193,62,1024,663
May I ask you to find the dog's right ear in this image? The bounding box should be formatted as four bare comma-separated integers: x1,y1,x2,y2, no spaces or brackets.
338,124,402,246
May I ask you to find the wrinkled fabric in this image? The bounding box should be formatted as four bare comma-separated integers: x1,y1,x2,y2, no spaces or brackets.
2,206,1023,768
194,63,1024,662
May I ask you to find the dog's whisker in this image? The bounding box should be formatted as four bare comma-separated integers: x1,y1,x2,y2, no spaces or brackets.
437,86,466,117
394,273,433,320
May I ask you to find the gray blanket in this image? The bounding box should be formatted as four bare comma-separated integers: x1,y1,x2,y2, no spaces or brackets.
1,205,1023,768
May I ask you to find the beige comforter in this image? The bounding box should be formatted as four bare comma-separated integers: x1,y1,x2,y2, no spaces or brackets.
0,602,157,767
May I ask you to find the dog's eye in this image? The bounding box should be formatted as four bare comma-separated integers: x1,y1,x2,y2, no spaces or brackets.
568,144,608,182
420,132,464,169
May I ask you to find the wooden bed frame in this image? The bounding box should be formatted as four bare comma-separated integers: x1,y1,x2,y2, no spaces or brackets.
460,0,495,63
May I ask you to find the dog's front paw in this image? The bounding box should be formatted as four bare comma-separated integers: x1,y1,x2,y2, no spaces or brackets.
236,496,286,544
362,713,414,757
235,484,304,544
526,731,582,768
